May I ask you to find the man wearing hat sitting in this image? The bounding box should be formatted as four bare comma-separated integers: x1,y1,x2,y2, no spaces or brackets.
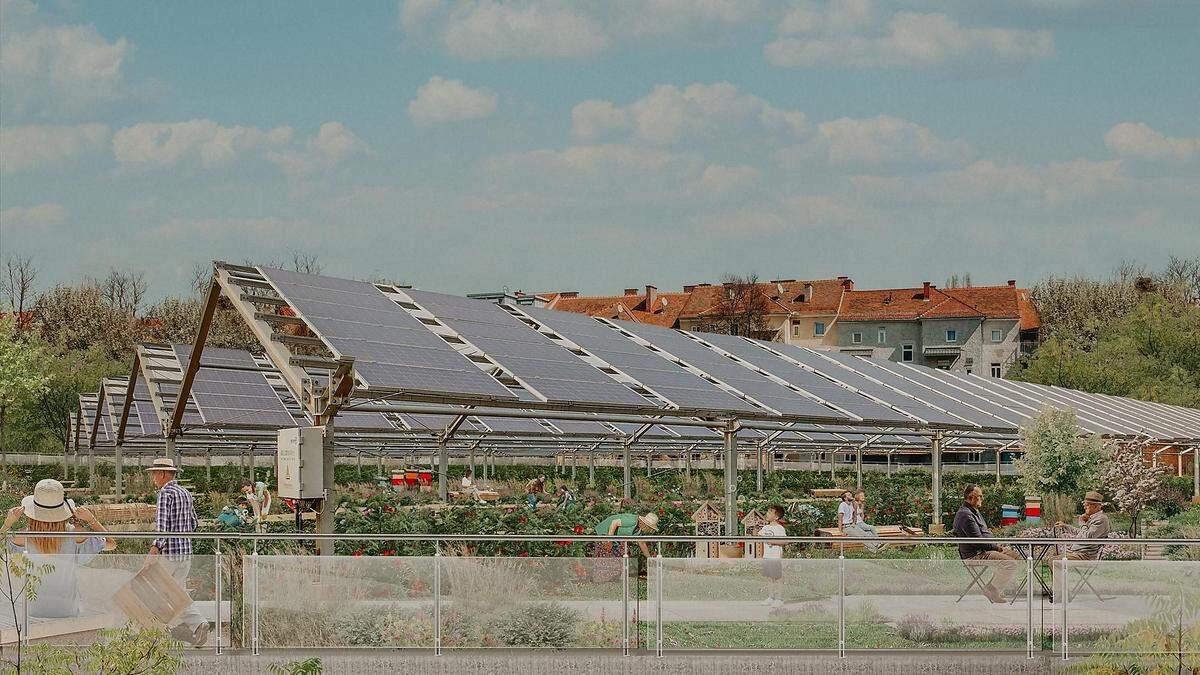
145,458,208,646
1052,491,1111,593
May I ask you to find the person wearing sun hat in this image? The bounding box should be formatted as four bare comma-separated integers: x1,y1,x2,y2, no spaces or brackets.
0,479,115,618
144,457,207,646
589,511,659,581
1051,490,1112,595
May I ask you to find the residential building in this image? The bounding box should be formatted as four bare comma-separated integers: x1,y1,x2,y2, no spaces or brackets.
836,280,1040,377
541,278,850,346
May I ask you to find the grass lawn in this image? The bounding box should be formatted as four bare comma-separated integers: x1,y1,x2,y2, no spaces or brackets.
641,621,1027,650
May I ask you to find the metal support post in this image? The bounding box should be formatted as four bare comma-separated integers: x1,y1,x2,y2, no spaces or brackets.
438,439,449,502
723,420,738,537
114,442,124,496
931,430,944,533
468,444,475,478
996,448,1003,487
684,446,691,477
646,449,652,477
623,441,632,500
837,544,846,658
205,453,212,484
622,543,630,656
1061,555,1068,660
87,445,95,486
214,544,223,655
1026,548,1034,659
1193,447,1199,502
377,453,384,479
588,449,595,486
356,452,362,480
756,442,764,493
434,542,442,656
855,445,863,490
655,543,663,657
317,425,336,556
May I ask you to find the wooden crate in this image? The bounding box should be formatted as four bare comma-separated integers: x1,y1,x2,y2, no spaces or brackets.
89,502,157,523
113,561,193,629
811,488,845,499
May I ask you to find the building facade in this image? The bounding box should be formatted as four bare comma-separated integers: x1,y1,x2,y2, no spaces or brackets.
836,281,1039,377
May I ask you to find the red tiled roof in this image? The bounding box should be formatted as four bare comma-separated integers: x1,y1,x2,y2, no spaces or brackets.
549,291,693,328
683,279,846,318
840,283,1039,324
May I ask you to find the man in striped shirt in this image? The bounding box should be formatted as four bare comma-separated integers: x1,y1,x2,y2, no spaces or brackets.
146,458,208,646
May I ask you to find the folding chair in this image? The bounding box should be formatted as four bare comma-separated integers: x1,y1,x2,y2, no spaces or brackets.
1067,562,1112,602
956,561,992,602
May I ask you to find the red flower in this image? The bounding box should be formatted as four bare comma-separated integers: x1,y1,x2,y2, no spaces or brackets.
555,540,571,546
380,549,396,556
572,525,585,534
352,550,364,557
517,551,529,557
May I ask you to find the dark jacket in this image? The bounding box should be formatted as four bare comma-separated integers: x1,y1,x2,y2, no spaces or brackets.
952,504,1001,560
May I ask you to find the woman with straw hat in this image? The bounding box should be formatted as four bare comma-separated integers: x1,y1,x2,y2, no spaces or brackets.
0,479,115,618
590,511,659,581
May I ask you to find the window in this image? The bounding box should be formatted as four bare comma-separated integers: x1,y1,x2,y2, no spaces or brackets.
877,327,887,343
792,324,801,337
902,344,913,362
851,332,863,344
991,329,1003,342
990,362,1002,378
814,321,826,336
946,329,957,343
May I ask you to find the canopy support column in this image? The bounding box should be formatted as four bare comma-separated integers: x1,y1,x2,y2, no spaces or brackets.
438,439,449,502
468,444,476,478
623,440,632,500
645,449,652,478
855,446,863,491
684,445,692,477
756,442,765,493
588,448,595,486
723,419,740,537
886,450,892,477
931,430,944,534
995,448,1002,487
205,453,212,484
1192,447,1199,504
114,442,124,496
571,450,577,481
377,453,384,480
317,424,336,556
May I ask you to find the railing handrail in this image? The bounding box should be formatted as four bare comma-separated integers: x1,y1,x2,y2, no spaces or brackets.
4,530,1198,545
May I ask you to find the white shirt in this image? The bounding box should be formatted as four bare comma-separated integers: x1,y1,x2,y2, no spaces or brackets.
837,501,856,528
760,522,786,559
461,476,473,488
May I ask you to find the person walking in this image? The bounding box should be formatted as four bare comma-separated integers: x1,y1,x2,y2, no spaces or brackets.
145,458,208,646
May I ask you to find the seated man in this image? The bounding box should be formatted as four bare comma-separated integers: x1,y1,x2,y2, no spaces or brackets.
952,484,1023,604
1051,491,1110,592
838,490,885,552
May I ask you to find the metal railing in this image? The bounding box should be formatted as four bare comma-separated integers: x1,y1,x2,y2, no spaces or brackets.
2,531,1197,660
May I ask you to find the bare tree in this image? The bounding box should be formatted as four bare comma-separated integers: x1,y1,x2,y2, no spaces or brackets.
944,273,972,288
288,250,322,275
2,254,37,316
189,262,211,297
99,268,147,315
1157,255,1200,306
694,273,773,339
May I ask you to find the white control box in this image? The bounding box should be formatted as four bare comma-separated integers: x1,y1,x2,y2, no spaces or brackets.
277,426,326,499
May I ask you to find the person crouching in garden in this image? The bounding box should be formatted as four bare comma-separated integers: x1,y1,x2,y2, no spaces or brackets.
760,504,788,607
525,475,546,509
1050,491,1111,596
591,511,658,582
1,479,115,619
953,484,1023,604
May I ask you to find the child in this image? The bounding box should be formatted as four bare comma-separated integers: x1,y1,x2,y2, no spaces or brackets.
760,504,788,608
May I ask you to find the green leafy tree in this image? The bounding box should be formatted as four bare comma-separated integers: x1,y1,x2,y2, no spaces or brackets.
1014,408,1102,500
0,320,50,476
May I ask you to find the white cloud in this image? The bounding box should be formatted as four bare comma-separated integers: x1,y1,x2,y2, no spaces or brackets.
694,194,874,235
408,76,498,124
0,3,130,118
112,120,291,167
442,2,609,59
111,119,364,175
0,202,66,229
0,123,109,174
400,0,759,60
780,114,972,171
698,164,759,196
486,143,680,179
765,3,1053,71
571,82,807,145
852,158,1128,206
1104,122,1198,163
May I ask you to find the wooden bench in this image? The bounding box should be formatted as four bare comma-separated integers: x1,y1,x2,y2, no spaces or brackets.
811,488,846,499
816,525,926,549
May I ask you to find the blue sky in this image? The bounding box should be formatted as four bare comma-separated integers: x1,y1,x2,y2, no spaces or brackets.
2,0,1197,302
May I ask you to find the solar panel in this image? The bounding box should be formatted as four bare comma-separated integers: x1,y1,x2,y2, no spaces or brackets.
992,378,1143,436
696,332,959,426
820,353,1022,429
260,267,516,400
522,307,759,414
172,344,296,428
616,323,853,421
405,290,651,409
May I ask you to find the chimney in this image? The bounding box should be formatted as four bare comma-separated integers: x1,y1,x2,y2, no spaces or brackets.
840,278,854,290
559,291,579,299
624,288,639,296
683,284,697,293
803,283,814,300
1007,279,1017,287
922,281,933,299
645,285,658,312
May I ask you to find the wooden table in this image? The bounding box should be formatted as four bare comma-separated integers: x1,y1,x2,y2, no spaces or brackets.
815,525,926,549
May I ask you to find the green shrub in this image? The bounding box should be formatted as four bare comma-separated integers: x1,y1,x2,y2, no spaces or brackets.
494,603,578,648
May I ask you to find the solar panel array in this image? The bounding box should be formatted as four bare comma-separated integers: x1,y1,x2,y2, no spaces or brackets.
406,290,651,409
260,267,516,400
172,344,297,428
521,306,760,414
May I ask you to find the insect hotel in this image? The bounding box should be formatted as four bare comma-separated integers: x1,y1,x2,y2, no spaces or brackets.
691,501,723,558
